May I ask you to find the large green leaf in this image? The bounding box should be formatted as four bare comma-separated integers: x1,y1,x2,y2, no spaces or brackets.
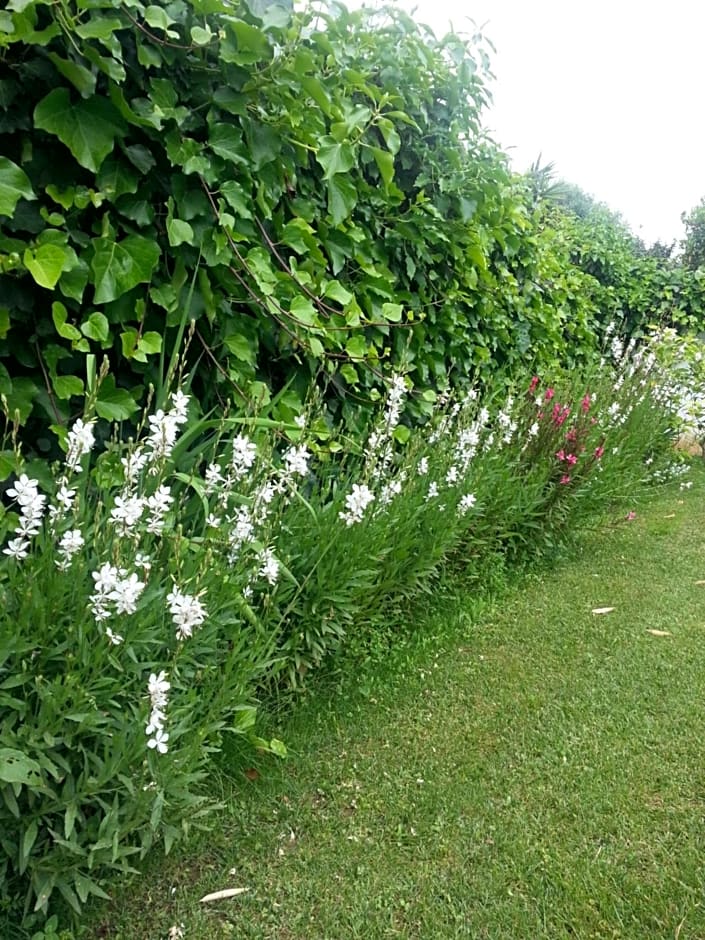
91,235,161,303
0,748,42,786
327,175,357,225
97,156,138,201
0,157,35,218
317,137,355,179
34,88,126,172
23,244,72,290
95,375,140,421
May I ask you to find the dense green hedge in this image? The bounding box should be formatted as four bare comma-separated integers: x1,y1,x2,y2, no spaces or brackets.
0,0,676,456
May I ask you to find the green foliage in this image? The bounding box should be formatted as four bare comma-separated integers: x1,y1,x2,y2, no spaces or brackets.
0,0,652,452
681,196,705,270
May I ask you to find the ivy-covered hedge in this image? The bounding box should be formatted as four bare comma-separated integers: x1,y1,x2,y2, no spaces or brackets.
2,0,702,454
0,0,610,452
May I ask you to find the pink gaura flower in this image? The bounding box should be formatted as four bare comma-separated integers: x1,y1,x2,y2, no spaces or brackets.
556,449,566,461
565,429,577,443
594,445,604,459
559,474,571,485
529,375,540,394
625,510,636,521
544,388,555,402
581,394,591,414
566,453,577,466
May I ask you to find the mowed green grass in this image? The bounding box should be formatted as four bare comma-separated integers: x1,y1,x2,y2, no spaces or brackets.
89,476,705,939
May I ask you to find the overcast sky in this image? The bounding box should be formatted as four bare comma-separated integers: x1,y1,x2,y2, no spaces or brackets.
345,0,705,246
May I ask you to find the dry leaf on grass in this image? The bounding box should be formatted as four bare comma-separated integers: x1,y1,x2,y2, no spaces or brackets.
695,580,705,586
646,629,672,637
663,513,676,519
199,888,249,903
592,607,615,615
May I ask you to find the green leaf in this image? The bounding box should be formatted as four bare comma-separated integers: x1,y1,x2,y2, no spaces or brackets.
167,218,194,247
24,244,72,290
144,5,178,34
0,157,35,218
209,124,248,165
59,257,90,303
0,309,10,339
52,301,82,342
4,377,37,423
323,281,353,306
139,331,162,355
246,248,278,295
52,374,84,400
308,336,324,357
370,146,394,187
80,312,110,343
244,0,293,28
381,302,403,322
123,144,156,175
47,53,96,98
327,175,357,225
223,20,270,65
190,25,212,44
95,376,139,421
223,332,256,363
220,181,253,221
377,117,402,155
317,137,355,179
97,156,139,201
74,16,123,41
91,235,160,303
0,748,42,786
345,335,368,359
19,819,39,875
290,296,317,326
34,89,126,173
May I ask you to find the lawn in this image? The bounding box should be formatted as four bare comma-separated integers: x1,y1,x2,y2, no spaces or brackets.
89,473,705,939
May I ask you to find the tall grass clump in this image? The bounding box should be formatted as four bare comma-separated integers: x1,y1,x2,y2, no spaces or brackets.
0,327,687,931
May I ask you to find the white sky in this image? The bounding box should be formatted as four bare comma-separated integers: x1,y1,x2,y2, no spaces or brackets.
346,0,705,246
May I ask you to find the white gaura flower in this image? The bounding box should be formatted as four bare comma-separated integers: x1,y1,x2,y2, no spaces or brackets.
146,671,170,755
105,626,124,646
378,478,403,508
121,447,149,486
425,481,439,501
445,465,459,485
417,457,429,476
109,572,146,615
55,528,84,570
5,474,46,542
166,585,207,640
66,418,96,471
55,484,76,510
204,462,225,494
231,434,257,479
282,444,310,479
458,493,477,516
169,389,190,422
110,493,146,535
258,547,280,586
148,670,170,706
3,537,29,560
146,485,173,534
339,483,375,526
6,474,39,506
227,505,255,558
